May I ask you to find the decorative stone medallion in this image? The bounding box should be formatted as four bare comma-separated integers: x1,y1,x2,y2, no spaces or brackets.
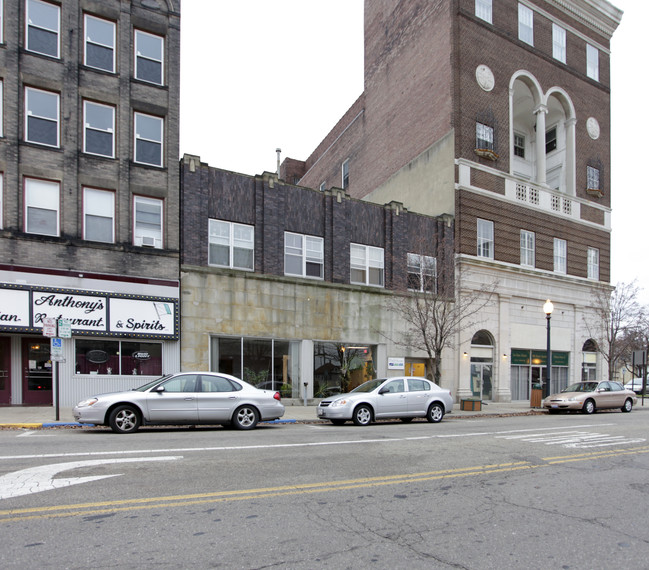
476,65,495,92
586,117,600,140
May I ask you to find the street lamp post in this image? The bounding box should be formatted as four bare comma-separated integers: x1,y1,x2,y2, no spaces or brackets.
543,299,554,398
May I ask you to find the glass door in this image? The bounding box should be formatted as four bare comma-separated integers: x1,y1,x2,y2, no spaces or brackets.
471,363,493,400
0,336,10,404
22,338,53,405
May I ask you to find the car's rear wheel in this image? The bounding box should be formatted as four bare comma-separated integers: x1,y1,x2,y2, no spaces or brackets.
108,405,141,434
330,419,346,426
582,399,596,414
426,402,444,423
621,398,633,413
232,405,259,430
352,405,372,426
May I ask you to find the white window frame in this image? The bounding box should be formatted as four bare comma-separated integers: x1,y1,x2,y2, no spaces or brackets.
587,165,600,191
84,14,116,73
83,187,115,243
208,219,255,271
0,80,3,138
133,195,163,249
134,29,164,85
25,86,60,147
25,0,60,58
477,219,494,259
520,230,535,267
587,44,599,81
342,159,350,189
284,232,324,279
25,177,59,237
554,238,567,274
587,247,599,280
476,122,494,151
134,112,163,167
350,243,384,287
83,100,115,158
514,132,525,159
475,0,492,24
518,3,534,46
407,253,437,293
0,0,3,44
552,23,566,63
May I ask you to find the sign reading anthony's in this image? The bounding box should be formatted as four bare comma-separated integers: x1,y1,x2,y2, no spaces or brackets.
0,283,178,339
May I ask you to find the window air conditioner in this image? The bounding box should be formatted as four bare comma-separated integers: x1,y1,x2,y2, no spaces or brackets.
141,236,155,247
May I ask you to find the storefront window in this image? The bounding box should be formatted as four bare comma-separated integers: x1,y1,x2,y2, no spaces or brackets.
314,342,376,397
75,339,162,376
211,336,299,397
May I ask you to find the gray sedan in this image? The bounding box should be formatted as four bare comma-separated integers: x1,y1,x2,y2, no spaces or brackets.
73,372,285,433
316,377,453,426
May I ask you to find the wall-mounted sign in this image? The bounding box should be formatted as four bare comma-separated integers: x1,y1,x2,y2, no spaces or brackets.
388,357,405,370
0,288,30,328
109,298,175,337
0,283,178,339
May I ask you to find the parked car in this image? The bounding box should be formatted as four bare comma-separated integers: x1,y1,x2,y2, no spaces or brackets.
542,381,637,414
73,372,285,433
316,376,453,426
624,378,646,395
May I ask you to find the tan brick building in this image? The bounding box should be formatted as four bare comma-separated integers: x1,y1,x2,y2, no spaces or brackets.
283,0,622,401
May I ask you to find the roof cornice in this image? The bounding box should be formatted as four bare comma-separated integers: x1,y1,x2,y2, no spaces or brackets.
545,0,623,39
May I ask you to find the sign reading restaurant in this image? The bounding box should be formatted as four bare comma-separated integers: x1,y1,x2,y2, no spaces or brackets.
0,283,178,339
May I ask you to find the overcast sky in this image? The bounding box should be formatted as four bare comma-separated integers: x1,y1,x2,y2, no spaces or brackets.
179,0,645,298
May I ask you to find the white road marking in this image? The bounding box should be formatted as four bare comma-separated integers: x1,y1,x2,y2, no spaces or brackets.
0,424,627,461
495,430,645,448
0,456,182,500
17,430,55,438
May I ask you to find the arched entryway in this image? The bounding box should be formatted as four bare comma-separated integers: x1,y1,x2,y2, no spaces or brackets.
470,330,494,400
581,339,598,381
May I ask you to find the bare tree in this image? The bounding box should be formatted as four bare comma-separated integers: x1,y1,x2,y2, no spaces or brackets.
584,281,645,381
383,260,497,387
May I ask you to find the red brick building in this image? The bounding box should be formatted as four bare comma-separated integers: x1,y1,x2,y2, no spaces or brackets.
283,0,622,401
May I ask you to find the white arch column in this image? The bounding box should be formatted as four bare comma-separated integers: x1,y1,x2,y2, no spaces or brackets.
565,117,577,195
534,104,548,185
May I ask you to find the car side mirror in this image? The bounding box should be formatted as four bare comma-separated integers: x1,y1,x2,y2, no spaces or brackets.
378,387,389,395
153,385,165,393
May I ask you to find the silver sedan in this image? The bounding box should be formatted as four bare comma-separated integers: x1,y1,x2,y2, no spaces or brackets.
316,377,453,426
73,372,285,433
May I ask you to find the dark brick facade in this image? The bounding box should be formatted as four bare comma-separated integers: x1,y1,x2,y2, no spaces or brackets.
0,0,181,281
181,155,455,294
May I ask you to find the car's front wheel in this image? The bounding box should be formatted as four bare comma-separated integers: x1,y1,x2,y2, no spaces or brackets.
352,405,372,426
582,399,596,414
232,405,259,430
426,402,444,423
108,405,141,434
621,398,633,413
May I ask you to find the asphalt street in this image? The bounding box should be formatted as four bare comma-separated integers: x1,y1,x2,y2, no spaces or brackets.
1,410,648,569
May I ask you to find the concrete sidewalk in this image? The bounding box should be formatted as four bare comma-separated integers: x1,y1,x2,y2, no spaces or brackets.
0,401,546,429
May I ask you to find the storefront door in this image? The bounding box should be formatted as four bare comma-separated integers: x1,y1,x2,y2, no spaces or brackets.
22,338,53,405
471,363,493,400
0,336,10,404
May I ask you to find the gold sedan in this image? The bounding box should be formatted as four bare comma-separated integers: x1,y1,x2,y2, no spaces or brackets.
542,381,637,414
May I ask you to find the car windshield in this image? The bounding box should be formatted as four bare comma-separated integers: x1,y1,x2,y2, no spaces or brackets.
351,379,386,393
562,382,598,393
132,375,172,392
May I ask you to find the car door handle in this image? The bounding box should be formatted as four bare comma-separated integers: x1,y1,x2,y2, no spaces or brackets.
184,397,194,401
